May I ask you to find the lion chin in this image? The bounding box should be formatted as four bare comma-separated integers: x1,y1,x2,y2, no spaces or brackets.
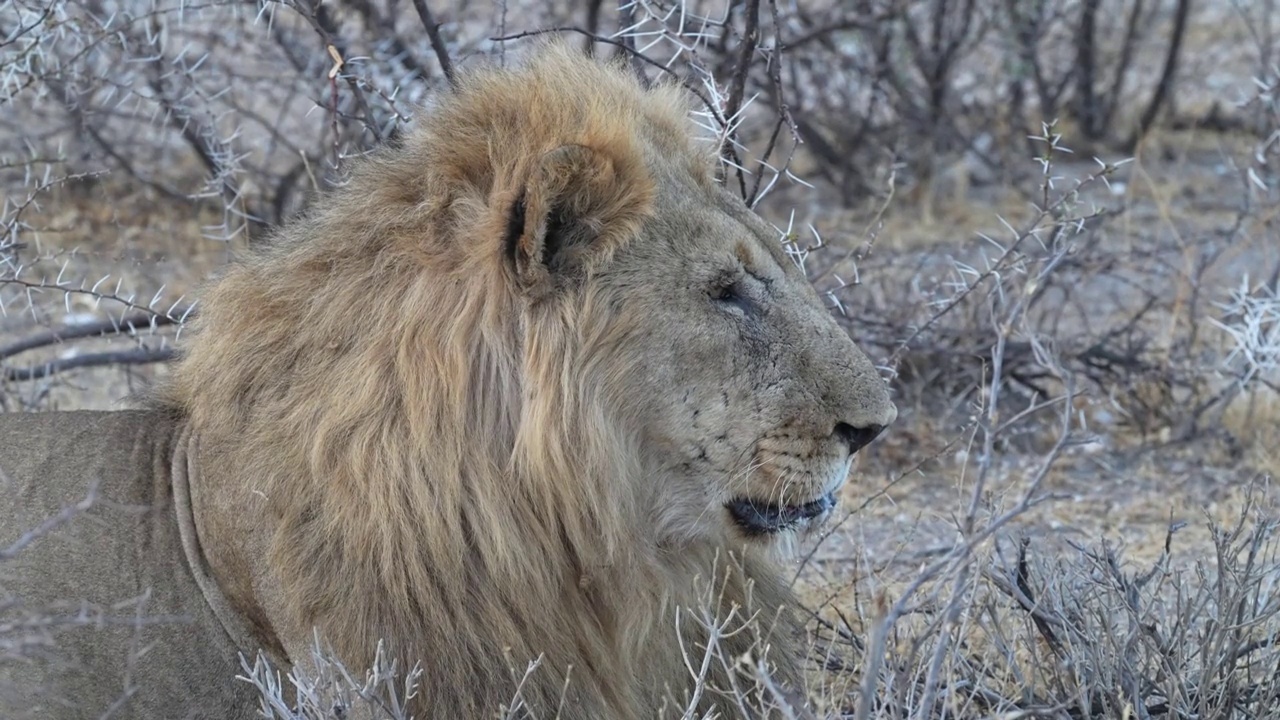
0,40,895,720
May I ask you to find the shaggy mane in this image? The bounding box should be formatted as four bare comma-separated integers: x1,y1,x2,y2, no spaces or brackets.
162,42,789,717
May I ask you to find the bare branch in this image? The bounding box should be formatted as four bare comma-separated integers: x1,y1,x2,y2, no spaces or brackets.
409,0,456,87
0,311,187,362
3,347,178,382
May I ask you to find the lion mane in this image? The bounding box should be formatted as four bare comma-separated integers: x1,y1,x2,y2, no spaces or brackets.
162,42,803,718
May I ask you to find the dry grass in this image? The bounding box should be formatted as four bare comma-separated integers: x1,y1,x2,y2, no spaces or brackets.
230,482,1280,719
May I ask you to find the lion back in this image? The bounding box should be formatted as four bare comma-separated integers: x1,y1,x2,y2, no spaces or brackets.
0,409,257,719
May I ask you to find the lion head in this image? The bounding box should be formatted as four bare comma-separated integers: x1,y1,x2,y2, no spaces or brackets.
163,41,895,718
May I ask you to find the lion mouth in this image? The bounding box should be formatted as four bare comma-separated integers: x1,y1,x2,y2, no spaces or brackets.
726,492,836,536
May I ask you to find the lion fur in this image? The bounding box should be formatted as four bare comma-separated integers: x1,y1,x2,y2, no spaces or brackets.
0,41,895,719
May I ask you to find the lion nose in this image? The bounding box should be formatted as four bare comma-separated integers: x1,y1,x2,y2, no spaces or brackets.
833,422,885,454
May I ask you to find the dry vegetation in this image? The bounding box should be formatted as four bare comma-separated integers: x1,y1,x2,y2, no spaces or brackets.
2,0,1280,717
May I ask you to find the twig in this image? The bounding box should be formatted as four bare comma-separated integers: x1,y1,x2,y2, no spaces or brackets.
0,275,191,320
3,346,178,382
281,0,381,145
490,28,726,131
811,166,897,286
0,479,101,560
1129,0,1190,146
746,0,800,208
615,0,650,85
410,0,456,87
722,0,762,198
0,311,188,362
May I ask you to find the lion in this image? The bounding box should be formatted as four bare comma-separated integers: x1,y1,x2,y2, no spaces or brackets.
0,42,896,719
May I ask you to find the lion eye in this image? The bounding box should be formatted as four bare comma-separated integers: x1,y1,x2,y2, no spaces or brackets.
710,279,749,311
711,283,739,302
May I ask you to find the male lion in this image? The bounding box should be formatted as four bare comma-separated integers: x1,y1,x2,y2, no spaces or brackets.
0,42,895,719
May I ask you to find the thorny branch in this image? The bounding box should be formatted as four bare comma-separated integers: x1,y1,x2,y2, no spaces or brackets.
409,0,456,87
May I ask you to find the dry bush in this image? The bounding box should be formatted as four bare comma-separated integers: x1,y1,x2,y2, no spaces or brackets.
4,0,1268,409
802,485,1280,719
3,0,1280,718
238,554,812,719
238,639,423,720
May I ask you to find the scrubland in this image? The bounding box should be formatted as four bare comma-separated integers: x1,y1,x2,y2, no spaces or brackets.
3,0,1279,716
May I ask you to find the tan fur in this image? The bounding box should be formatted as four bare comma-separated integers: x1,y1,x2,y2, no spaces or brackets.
2,42,895,719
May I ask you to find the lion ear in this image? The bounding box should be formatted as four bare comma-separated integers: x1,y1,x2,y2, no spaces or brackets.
503,144,650,297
